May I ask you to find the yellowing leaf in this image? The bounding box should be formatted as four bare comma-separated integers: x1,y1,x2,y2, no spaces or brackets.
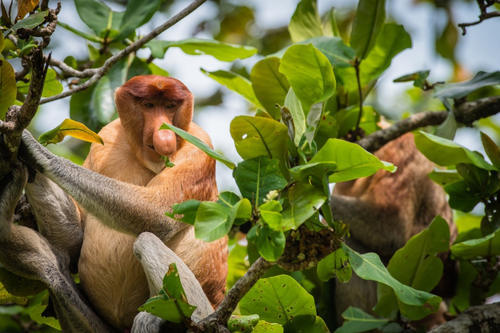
0,58,16,119
39,118,104,145
17,0,40,20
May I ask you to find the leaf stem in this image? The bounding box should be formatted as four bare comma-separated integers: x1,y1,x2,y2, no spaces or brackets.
57,21,104,43
354,57,363,133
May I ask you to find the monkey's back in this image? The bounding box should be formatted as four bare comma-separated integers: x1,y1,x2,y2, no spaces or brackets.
78,120,227,329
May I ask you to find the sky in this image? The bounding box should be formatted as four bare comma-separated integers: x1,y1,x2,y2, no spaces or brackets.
36,0,500,192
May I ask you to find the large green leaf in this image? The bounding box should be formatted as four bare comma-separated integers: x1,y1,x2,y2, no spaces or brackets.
0,58,16,119
147,38,256,61
233,157,287,206
310,139,395,183
451,229,500,259
230,116,288,161
289,162,337,183
359,23,411,82
115,0,162,41
259,200,283,230
139,264,196,323
75,0,111,34
11,10,48,31
281,182,327,231
285,315,329,333
335,307,388,333
279,44,335,112
350,0,386,59
288,0,323,43
194,197,250,242
375,217,450,320
247,225,286,262
317,248,352,283
201,69,262,108
160,122,235,169
306,36,355,68
343,244,441,314
434,71,500,99
284,88,306,145
239,275,316,325
250,57,290,119
414,131,495,171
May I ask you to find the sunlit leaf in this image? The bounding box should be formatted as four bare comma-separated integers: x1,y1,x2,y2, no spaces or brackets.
350,0,386,59
0,58,16,119
288,0,323,43
227,314,260,332
281,182,326,230
284,88,306,145
247,224,286,261
39,118,103,145
250,57,289,119
451,229,500,259
317,247,352,282
147,38,257,61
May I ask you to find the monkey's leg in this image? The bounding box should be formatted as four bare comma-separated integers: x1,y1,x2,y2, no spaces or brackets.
25,172,83,267
0,166,111,333
131,232,214,333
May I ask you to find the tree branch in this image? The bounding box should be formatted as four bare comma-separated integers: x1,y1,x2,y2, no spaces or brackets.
199,257,274,330
39,0,207,105
458,0,500,35
357,95,500,153
429,302,500,332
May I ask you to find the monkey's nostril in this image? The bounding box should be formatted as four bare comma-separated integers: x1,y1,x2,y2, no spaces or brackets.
147,144,154,150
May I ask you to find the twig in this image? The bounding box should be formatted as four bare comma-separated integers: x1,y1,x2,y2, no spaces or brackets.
39,0,207,105
199,257,274,329
458,0,500,35
48,58,95,78
357,95,500,152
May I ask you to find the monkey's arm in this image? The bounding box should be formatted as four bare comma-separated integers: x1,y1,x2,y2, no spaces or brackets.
20,130,189,240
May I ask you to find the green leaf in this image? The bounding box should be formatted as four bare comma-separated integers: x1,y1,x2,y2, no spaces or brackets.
281,182,327,231
306,36,355,68
481,132,500,169
335,307,388,333
289,162,337,183
434,71,500,99
165,199,201,225
147,38,257,61
253,320,284,333
201,69,262,108
24,291,60,330
360,23,412,82
75,0,112,34
115,0,162,41
38,118,104,146
280,44,335,112
414,131,496,170
239,275,316,325
11,10,48,31
428,169,462,187
444,180,483,212
285,315,329,333
0,58,16,119
139,264,196,323
284,88,306,145
394,70,430,90
309,138,395,183
250,57,290,119
233,157,287,206
350,0,386,59
92,75,117,125
317,247,352,282
41,68,63,97
343,244,441,313
288,0,323,43
247,225,286,262
451,229,500,259
259,200,283,230
375,217,450,320
218,192,252,221
160,122,235,169
230,115,288,162
227,314,260,332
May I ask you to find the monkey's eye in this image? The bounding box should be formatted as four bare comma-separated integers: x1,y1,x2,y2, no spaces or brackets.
165,103,177,109
144,102,154,108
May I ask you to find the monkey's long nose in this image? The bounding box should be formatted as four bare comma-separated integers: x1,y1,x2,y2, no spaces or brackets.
153,129,177,156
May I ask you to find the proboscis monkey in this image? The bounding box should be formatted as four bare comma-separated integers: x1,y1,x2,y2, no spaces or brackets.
332,133,456,327
0,75,227,331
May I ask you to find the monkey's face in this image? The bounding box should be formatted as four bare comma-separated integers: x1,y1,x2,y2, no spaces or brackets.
115,75,193,173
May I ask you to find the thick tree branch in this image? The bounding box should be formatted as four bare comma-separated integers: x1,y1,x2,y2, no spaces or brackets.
358,95,500,152
429,302,500,332
199,257,274,330
39,0,207,105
